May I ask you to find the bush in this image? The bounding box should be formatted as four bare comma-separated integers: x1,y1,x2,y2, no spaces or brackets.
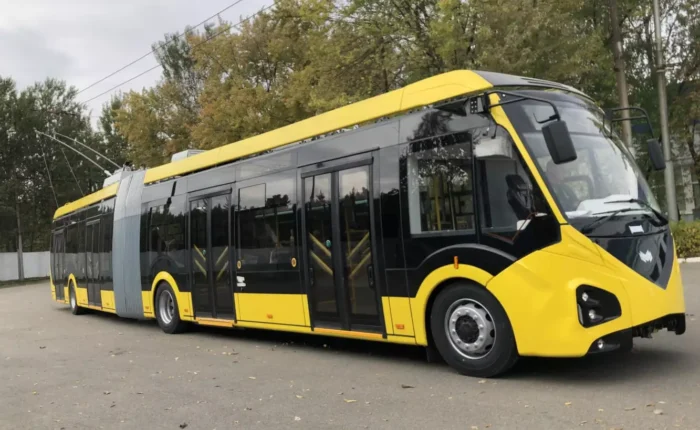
671,221,700,258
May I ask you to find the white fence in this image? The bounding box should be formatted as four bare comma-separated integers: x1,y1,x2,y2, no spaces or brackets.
0,252,50,282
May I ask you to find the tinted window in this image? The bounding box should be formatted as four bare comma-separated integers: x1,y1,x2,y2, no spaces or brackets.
77,218,86,283
101,212,113,290
399,107,490,143
149,202,186,256
145,197,188,286
475,127,549,232
406,132,475,234
238,184,266,268
237,174,296,271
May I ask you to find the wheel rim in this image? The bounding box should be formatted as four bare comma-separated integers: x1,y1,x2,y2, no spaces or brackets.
444,298,496,360
70,289,76,310
158,290,175,325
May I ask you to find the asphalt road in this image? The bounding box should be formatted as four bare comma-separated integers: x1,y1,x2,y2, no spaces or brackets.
1,266,698,430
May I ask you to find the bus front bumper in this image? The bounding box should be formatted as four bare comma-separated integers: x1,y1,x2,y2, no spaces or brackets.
586,313,686,354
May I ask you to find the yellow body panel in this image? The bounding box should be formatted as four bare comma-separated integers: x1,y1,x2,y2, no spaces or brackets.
144,70,492,184
101,290,116,311
53,183,118,219
301,294,310,327
486,226,685,357
50,279,56,301
236,293,307,326
410,264,493,346
314,327,383,340
389,297,415,338
146,272,194,321
236,320,313,334
196,318,235,328
76,287,88,307
232,320,413,345
381,297,394,335
141,292,154,318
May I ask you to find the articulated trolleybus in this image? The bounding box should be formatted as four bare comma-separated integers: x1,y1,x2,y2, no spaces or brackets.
50,70,686,377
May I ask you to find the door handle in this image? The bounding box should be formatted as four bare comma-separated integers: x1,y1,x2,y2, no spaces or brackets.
367,264,375,289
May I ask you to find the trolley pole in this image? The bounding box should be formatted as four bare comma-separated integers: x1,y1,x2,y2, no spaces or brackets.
653,0,678,221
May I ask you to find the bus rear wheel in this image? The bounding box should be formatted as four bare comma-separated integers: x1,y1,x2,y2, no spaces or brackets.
430,282,518,378
69,283,84,315
155,283,187,334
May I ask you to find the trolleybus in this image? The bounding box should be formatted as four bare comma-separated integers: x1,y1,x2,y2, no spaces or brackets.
49,70,686,377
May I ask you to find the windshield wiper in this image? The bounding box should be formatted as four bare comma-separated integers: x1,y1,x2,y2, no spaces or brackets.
580,208,639,234
604,198,668,224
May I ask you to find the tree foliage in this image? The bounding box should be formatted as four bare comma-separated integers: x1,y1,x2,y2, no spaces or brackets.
0,78,106,251
109,0,699,172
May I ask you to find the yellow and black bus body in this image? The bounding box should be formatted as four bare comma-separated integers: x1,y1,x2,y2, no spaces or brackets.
49,70,685,377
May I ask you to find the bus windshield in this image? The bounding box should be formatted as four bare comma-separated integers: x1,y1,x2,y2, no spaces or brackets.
503,91,662,224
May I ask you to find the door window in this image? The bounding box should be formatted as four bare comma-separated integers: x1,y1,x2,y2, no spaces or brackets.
339,166,378,324
303,162,382,330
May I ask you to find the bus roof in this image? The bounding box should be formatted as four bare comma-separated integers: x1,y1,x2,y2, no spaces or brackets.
54,183,119,219
53,70,585,220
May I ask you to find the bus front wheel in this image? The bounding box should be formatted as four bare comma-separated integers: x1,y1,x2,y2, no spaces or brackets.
430,282,518,378
155,283,187,334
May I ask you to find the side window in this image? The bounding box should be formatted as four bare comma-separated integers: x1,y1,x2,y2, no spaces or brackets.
406,132,475,234
477,127,550,232
237,174,296,271
66,224,76,254
265,176,296,267
101,213,113,281
148,203,185,255
237,184,267,267
65,223,77,278
149,205,165,253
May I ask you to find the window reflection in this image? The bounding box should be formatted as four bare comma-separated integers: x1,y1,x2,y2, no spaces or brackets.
237,175,296,271
406,133,475,234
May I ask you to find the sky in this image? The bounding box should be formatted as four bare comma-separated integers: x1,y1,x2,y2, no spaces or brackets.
0,0,273,125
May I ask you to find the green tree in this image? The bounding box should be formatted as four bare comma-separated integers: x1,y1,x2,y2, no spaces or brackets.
0,77,105,251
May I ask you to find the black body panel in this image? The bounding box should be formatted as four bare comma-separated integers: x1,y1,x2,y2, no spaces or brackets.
573,215,673,289
405,244,516,297
594,230,673,288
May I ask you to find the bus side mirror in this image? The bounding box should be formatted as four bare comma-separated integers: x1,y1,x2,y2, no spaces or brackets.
542,120,577,164
647,138,666,170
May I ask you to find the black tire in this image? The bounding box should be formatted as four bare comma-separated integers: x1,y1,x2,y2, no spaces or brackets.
430,282,518,378
69,283,84,315
154,283,187,334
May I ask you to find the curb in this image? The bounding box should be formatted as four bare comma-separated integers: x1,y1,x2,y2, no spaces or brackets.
679,257,700,263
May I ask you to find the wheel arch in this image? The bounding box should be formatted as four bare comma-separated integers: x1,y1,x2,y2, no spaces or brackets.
147,271,193,321
411,264,493,346
66,273,85,305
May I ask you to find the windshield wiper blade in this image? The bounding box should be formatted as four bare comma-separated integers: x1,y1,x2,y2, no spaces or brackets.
604,198,668,224
580,208,639,234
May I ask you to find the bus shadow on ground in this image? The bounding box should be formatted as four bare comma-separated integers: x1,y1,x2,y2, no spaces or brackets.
509,346,696,385
191,323,697,384
71,307,695,384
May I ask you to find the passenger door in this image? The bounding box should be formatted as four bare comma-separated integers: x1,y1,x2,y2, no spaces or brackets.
52,230,65,300
302,156,384,332
189,194,235,320
85,220,102,306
